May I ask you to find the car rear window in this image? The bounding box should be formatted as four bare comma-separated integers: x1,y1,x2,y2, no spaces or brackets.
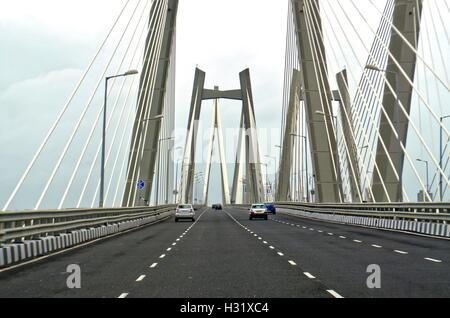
252,205,265,209
178,205,192,209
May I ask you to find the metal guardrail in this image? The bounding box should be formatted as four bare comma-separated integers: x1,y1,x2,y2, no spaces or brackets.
277,202,450,214
0,205,176,244
274,202,450,222
229,202,450,222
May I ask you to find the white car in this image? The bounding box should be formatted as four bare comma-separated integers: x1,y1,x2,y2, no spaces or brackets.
249,203,268,220
175,204,195,222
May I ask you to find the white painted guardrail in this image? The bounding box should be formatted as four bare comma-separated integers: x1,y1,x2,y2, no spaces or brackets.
0,205,176,268
230,202,450,238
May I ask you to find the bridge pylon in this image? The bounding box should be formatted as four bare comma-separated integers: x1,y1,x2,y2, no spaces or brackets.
122,0,178,207
180,68,264,205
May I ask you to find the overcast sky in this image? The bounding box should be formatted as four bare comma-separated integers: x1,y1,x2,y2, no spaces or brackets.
0,0,448,209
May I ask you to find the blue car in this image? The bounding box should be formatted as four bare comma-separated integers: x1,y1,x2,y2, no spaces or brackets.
265,203,276,215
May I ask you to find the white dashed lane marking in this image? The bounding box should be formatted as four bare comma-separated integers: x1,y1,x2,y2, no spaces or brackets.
150,263,158,268
227,210,348,301
425,257,442,263
118,293,129,298
304,272,316,279
136,275,146,282
159,254,166,259
353,240,363,243
371,244,382,249
327,290,344,298
394,250,408,255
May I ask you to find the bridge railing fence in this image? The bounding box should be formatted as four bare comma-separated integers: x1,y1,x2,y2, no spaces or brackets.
229,202,450,222
0,205,177,245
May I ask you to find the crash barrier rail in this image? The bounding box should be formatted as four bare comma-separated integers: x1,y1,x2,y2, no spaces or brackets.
229,202,450,238
0,205,176,267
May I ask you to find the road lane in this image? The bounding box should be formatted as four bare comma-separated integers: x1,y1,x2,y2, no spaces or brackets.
226,208,450,298
126,208,333,298
1,205,448,298
275,210,450,263
0,211,198,298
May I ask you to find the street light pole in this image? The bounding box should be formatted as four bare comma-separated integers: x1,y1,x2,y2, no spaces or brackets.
291,134,309,202
166,146,182,204
100,69,138,208
257,163,269,202
440,115,450,202
265,155,277,200
417,158,430,199
366,64,403,198
175,159,182,204
156,137,174,205
315,111,341,201
275,145,282,197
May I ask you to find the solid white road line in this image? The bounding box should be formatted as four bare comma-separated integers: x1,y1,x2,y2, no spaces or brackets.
118,293,129,298
327,290,344,298
394,250,408,255
304,272,316,279
136,275,146,282
425,257,442,263
150,263,158,268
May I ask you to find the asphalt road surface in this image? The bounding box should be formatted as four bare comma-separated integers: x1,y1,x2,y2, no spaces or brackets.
0,207,448,298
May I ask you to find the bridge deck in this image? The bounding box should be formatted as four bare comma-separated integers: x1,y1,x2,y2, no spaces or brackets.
0,207,448,298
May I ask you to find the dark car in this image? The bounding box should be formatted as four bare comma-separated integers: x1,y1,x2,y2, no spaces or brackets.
212,204,223,210
265,203,276,215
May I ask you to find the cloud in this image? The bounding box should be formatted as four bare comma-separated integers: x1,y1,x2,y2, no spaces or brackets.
0,68,84,209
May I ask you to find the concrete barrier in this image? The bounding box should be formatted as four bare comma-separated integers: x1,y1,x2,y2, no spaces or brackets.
279,208,449,239
0,210,173,269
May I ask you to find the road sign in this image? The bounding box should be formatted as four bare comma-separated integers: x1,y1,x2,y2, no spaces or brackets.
137,180,145,190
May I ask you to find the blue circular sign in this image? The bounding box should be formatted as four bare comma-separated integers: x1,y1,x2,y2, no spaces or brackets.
137,180,145,190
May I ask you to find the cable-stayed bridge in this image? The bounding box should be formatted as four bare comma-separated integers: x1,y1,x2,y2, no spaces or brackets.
0,0,449,298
